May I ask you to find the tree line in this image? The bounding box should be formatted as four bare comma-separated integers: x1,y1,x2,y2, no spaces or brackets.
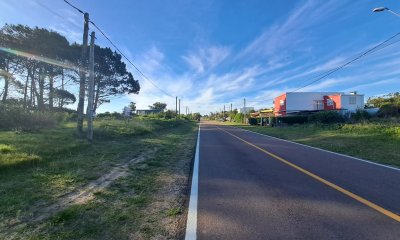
0,24,140,114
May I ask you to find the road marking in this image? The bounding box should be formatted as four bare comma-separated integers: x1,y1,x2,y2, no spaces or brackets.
235,126,400,171
185,125,200,240
218,126,400,223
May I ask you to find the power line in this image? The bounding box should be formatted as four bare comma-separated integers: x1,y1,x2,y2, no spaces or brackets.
62,0,175,98
35,0,82,29
88,21,175,98
246,32,400,105
290,32,400,93
63,0,84,14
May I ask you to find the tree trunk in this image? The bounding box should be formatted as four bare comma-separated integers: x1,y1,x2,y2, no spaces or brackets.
30,77,35,108
31,67,39,109
49,69,54,110
38,68,44,111
1,60,9,102
28,66,36,108
23,67,30,109
2,76,8,102
60,69,64,108
93,81,100,113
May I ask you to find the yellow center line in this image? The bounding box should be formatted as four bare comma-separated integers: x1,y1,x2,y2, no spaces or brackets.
217,126,400,223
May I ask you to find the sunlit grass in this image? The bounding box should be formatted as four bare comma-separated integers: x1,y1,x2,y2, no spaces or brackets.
0,118,197,239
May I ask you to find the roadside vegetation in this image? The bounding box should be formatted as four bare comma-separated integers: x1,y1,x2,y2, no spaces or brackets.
218,93,400,168
231,121,399,168
0,114,198,239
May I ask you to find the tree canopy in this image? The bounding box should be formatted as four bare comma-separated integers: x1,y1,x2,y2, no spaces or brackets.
0,23,140,112
367,92,400,108
149,102,167,110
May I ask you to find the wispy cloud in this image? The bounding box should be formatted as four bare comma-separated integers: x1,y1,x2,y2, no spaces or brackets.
98,0,399,114
182,45,230,74
236,0,344,62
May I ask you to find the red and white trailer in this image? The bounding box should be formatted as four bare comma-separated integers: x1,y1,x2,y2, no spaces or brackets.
274,92,364,116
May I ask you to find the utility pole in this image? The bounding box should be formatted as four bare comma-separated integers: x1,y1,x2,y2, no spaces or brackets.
223,105,225,121
87,31,95,142
179,99,181,119
77,12,89,135
243,98,246,124
175,96,178,119
230,103,232,112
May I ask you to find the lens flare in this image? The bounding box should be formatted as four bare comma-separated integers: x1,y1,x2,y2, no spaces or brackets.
0,47,81,71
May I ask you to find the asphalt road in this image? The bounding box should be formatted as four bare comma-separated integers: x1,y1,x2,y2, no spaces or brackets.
195,122,400,240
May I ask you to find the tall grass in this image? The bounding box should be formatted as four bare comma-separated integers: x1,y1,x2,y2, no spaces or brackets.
95,118,185,138
340,122,400,138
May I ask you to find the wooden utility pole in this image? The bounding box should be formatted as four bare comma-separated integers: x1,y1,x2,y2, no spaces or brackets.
87,31,95,142
179,99,181,119
77,12,89,135
223,105,225,121
243,98,246,124
175,96,178,119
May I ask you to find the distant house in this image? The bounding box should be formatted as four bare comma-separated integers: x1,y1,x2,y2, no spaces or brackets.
274,92,364,116
238,107,254,114
250,109,274,126
135,109,163,115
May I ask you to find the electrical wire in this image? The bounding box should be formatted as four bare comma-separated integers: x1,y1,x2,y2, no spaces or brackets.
290,32,400,93
245,32,400,105
35,0,82,29
63,0,84,14
88,21,175,98
62,0,175,98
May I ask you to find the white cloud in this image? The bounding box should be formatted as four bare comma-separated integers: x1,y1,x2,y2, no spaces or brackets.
182,45,230,74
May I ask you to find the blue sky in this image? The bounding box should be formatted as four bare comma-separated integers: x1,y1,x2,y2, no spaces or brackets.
1,0,400,114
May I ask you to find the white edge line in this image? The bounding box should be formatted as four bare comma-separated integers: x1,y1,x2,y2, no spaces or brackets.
185,125,200,240
229,125,400,171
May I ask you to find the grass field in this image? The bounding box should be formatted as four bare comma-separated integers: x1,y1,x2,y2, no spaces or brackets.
0,119,198,239
223,122,400,168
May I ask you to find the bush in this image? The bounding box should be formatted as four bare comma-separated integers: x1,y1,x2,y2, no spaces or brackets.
234,113,243,123
378,104,400,118
308,111,344,124
96,112,112,118
248,118,258,125
279,116,308,125
0,105,57,131
164,110,176,119
111,112,124,119
351,110,371,122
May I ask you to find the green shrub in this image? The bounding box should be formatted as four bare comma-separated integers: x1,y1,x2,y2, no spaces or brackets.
234,113,243,123
248,118,258,125
279,116,309,125
0,104,58,131
351,110,371,122
164,110,176,119
378,104,400,118
308,111,344,124
96,112,112,118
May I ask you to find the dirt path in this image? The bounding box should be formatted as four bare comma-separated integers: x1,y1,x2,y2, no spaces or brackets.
131,144,194,239
3,148,158,233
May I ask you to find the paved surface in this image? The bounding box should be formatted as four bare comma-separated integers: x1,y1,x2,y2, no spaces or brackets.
196,122,400,240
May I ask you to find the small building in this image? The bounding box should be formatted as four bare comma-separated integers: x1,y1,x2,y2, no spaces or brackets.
135,109,163,115
250,109,274,126
238,107,254,114
123,107,132,117
274,92,364,116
